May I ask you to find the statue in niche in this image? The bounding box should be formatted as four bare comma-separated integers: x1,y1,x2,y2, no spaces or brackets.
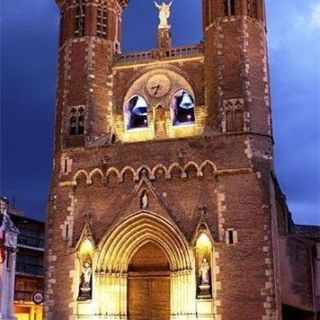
198,257,211,298
141,191,148,209
78,260,92,300
154,1,172,29
199,258,210,284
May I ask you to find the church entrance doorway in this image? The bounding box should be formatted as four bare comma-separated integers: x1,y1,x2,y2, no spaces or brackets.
127,242,170,320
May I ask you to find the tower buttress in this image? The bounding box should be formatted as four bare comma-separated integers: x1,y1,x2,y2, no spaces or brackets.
202,0,271,137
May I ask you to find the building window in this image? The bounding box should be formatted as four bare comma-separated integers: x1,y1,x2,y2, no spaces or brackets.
247,0,258,19
125,96,149,130
97,5,108,39
15,278,43,301
223,98,244,132
16,253,44,276
69,107,85,135
224,0,236,16
226,109,244,132
75,1,86,37
170,90,195,126
226,228,237,245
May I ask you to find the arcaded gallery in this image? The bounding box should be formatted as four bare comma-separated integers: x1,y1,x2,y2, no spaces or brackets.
44,0,320,319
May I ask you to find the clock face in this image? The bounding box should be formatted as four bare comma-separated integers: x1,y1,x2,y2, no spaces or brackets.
146,74,171,98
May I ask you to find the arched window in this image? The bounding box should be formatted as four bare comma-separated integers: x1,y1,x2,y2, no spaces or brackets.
69,106,85,135
69,116,77,135
78,115,84,134
170,90,195,126
75,0,86,37
125,95,149,130
224,0,236,16
97,5,108,39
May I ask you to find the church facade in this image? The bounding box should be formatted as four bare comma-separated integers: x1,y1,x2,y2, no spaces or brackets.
44,0,320,319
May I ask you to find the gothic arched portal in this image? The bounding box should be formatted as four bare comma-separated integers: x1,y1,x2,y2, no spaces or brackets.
95,211,196,319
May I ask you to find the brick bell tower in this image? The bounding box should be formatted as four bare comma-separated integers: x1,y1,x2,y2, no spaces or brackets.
54,0,123,151
45,0,282,319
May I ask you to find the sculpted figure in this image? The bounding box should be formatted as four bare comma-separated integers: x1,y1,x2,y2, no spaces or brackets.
154,1,172,29
79,261,92,300
82,262,92,286
199,258,210,284
141,191,148,209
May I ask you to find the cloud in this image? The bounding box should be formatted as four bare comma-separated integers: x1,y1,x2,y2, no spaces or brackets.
267,0,320,225
268,1,319,39
310,1,320,29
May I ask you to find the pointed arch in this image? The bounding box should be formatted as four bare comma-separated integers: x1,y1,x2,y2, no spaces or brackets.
97,212,192,272
136,165,152,181
151,164,170,180
88,168,104,184
199,160,217,176
106,167,121,183
168,162,185,179
73,169,90,185
184,161,202,177
120,166,136,182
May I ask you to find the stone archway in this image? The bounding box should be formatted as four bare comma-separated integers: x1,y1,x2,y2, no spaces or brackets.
96,211,196,319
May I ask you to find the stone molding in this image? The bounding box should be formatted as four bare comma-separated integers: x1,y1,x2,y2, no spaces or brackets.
58,160,253,186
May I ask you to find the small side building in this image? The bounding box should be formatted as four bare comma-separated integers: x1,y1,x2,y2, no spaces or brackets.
274,180,320,319
6,201,45,320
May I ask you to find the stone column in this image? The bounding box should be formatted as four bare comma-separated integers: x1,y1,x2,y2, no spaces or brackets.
0,255,8,320
8,252,17,319
170,270,196,319
0,251,18,320
0,204,19,320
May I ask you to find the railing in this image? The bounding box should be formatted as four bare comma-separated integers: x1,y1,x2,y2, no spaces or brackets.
116,50,154,64
18,235,44,248
162,45,202,59
115,44,203,65
16,263,44,276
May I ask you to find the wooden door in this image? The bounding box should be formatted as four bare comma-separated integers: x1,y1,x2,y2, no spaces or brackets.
128,275,170,320
127,242,170,320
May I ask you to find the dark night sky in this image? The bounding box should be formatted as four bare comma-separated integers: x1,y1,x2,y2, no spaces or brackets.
1,0,319,225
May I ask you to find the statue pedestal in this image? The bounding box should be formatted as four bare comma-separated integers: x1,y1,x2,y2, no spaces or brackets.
78,286,92,301
0,253,18,320
77,301,94,316
157,28,172,49
198,283,211,299
196,299,215,320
